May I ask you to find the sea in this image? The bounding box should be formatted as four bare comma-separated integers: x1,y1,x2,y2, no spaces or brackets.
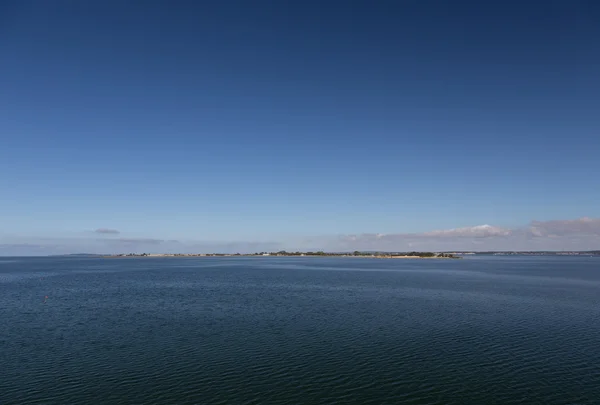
1,255,599,405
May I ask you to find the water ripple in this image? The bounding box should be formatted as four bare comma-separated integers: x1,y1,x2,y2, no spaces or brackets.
1,256,600,404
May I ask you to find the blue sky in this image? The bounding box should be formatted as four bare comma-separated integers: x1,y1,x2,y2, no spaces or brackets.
1,1,599,254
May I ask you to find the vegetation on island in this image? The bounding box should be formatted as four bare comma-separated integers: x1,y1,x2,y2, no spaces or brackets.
250,251,458,258
107,251,460,259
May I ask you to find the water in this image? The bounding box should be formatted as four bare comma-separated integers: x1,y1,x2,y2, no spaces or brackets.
1,256,599,404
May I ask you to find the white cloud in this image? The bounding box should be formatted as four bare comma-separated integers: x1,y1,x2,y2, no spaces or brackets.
421,224,512,238
333,217,600,252
528,217,600,237
1,217,598,255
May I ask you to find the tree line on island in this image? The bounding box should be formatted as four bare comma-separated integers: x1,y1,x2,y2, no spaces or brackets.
249,251,459,258
109,251,459,258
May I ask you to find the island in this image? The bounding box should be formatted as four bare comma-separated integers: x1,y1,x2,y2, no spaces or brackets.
103,251,461,259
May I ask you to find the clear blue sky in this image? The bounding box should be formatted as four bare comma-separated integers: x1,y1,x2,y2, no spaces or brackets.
1,0,599,253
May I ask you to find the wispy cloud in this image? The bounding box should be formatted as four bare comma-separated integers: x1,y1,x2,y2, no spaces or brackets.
0,236,282,256
339,224,512,245
94,228,120,235
421,224,512,238
335,217,600,251
1,217,598,255
528,217,600,237
110,238,165,245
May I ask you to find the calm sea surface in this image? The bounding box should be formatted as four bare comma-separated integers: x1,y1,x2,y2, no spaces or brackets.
1,256,599,404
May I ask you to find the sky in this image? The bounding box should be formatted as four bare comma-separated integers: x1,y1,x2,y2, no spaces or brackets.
1,0,599,254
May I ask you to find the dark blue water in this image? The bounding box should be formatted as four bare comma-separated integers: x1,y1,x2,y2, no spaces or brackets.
1,256,599,404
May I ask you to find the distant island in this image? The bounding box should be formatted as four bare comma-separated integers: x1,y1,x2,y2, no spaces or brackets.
102,251,461,259
60,250,600,259
445,251,600,256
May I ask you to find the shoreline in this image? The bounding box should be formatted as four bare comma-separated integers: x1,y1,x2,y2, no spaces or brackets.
102,253,460,259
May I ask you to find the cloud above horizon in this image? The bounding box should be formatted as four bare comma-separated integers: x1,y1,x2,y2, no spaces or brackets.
335,217,600,251
1,217,599,255
94,228,120,235
0,236,283,256
528,217,600,237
